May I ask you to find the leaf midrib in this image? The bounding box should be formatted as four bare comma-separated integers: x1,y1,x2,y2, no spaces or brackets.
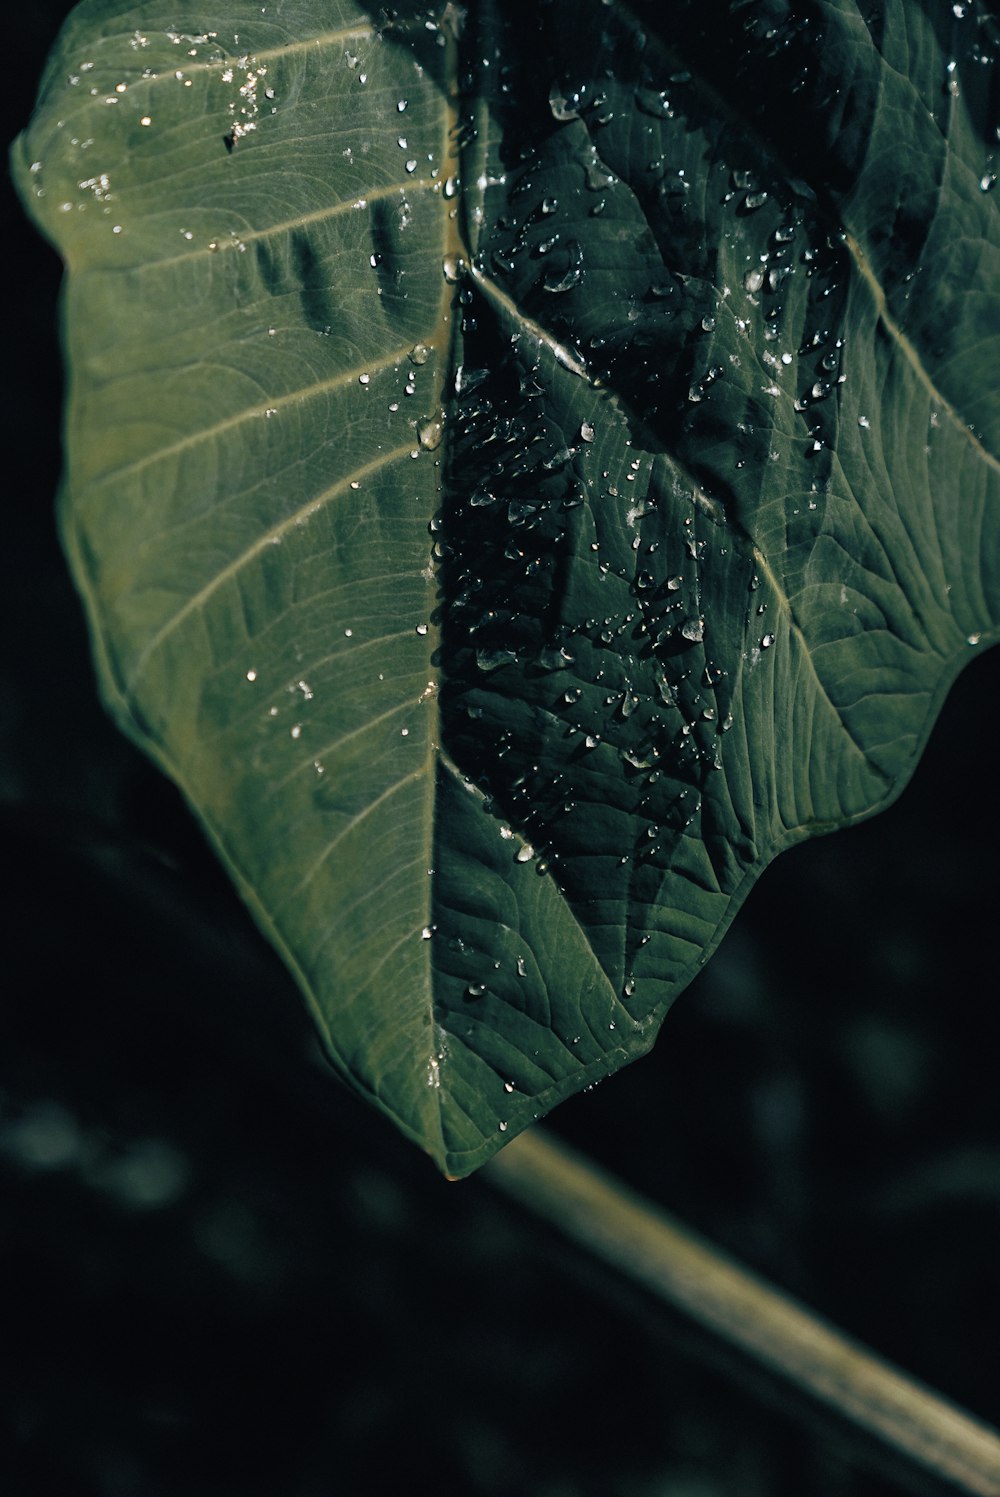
422,15,464,1156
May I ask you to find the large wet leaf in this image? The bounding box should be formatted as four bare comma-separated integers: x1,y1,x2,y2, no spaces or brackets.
14,1,1000,1174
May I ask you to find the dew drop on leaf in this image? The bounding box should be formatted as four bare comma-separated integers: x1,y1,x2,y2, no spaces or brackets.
417,413,444,450
548,84,581,120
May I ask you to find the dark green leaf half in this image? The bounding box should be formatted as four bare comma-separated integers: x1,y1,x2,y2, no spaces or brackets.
13,0,1000,1173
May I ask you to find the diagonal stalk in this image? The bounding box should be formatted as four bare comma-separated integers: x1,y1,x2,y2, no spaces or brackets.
486,1128,1000,1496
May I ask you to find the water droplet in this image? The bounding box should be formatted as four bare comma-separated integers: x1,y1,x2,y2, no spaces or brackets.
580,421,595,443
744,267,764,293
585,162,615,191
681,618,705,642
543,239,584,293
549,84,581,120
358,372,370,386
465,983,487,1001
518,633,560,670
635,86,673,119
477,648,518,672
761,633,775,648
515,843,535,863
544,264,582,294
417,412,444,450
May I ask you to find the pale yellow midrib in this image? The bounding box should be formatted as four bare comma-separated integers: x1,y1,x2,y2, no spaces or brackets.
420,21,466,1150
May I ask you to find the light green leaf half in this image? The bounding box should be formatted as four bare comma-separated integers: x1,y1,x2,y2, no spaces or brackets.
14,0,1000,1173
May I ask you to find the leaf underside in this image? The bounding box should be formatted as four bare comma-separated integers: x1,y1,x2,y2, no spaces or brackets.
14,0,1000,1173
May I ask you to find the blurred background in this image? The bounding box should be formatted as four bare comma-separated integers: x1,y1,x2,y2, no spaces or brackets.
4,7,999,1495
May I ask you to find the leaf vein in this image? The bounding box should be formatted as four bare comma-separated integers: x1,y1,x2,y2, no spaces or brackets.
294,765,429,896
126,441,416,687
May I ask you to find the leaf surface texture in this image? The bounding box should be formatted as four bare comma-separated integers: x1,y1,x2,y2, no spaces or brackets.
14,0,1000,1172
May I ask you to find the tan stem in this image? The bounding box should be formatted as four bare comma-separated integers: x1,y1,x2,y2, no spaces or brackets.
485,1128,1000,1496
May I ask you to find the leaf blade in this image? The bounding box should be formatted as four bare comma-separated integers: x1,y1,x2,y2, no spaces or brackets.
14,0,1000,1173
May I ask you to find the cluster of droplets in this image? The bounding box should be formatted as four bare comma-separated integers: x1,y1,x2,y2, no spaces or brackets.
220,52,269,149
430,306,760,1018
33,26,286,235
426,23,814,1022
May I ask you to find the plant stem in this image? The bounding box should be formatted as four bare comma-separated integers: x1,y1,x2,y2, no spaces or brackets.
485,1128,1000,1496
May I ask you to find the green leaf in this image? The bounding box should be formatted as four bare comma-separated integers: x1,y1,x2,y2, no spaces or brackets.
13,0,1000,1175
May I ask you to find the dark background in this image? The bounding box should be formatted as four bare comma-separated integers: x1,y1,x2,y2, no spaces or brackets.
3,8,999,1495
